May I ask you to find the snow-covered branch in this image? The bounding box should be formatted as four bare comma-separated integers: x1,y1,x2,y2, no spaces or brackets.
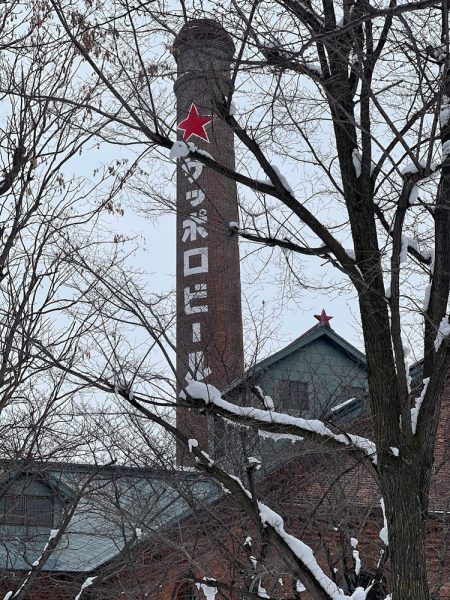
185,381,378,466
184,439,362,600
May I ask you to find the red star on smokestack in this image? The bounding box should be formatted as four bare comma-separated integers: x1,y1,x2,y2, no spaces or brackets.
314,309,333,327
177,103,213,142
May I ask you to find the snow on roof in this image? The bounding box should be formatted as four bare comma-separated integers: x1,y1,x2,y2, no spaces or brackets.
330,397,356,413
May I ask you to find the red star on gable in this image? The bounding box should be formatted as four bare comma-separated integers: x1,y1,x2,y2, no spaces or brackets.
314,309,333,328
177,104,213,143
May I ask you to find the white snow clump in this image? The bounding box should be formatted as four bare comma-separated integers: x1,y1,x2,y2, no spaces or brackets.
422,283,432,312
259,503,350,599
170,141,213,160
434,317,450,351
270,164,294,194
257,582,270,598
248,456,262,469
170,141,190,159
379,499,389,545
443,140,450,158
399,237,410,264
351,538,361,575
188,439,198,452
352,149,362,177
440,96,450,128
75,577,97,600
408,185,419,205
411,377,430,435
401,162,419,175
255,385,274,410
197,580,217,600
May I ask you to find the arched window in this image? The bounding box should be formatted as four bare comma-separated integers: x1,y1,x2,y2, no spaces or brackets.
175,581,199,600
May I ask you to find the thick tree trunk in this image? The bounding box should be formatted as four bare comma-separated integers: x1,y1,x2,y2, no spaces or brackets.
383,467,429,600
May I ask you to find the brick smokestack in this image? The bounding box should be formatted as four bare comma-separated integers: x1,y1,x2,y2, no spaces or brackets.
173,19,244,464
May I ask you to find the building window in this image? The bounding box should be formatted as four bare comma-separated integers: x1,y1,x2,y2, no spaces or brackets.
1,494,54,527
277,380,309,412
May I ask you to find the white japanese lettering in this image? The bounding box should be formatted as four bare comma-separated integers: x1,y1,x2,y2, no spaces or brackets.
184,247,208,276
192,322,201,343
186,189,205,207
182,160,203,182
182,211,208,242
184,284,208,315
187,351,211,381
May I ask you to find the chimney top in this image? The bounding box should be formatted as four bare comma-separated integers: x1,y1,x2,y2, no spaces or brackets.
173,18,235,58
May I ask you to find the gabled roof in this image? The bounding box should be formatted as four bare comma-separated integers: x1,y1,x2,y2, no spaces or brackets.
225,323,366,393
256,323,366,369
0,461,221,574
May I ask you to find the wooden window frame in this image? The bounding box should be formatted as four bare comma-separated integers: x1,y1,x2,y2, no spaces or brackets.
1,494,54,528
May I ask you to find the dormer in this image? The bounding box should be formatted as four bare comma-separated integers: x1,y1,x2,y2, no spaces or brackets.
225,311,368,419
0,471,72,530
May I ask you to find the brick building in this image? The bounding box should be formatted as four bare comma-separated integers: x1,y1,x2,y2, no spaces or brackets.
1,17,450,600
1,315,450,598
